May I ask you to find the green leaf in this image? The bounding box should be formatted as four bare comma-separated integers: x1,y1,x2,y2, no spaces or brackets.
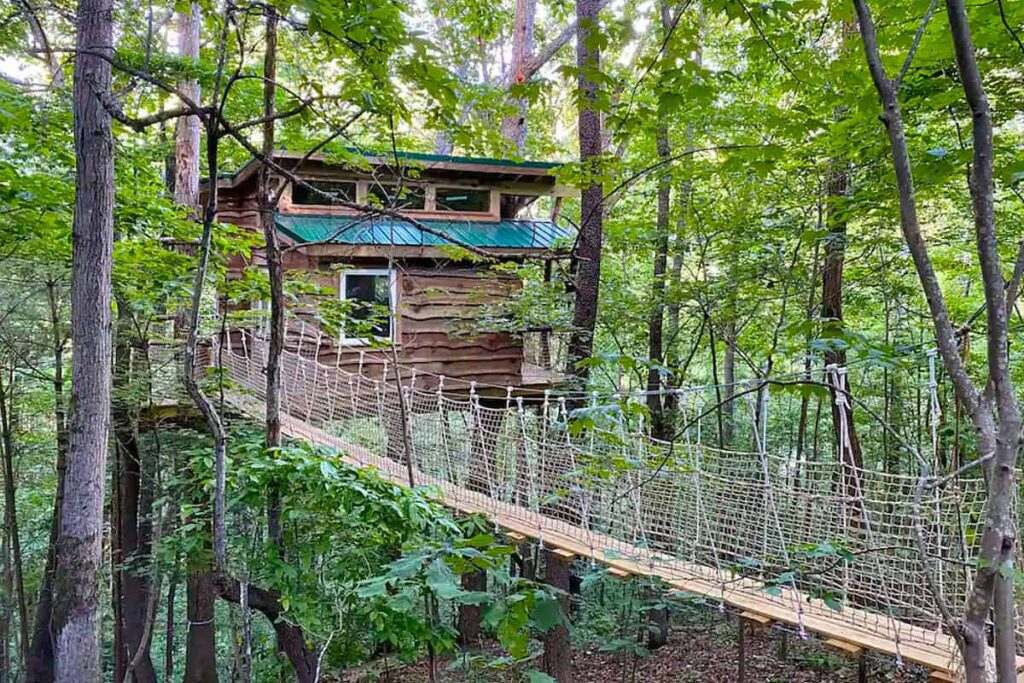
524,672,557,683
532,596,563,632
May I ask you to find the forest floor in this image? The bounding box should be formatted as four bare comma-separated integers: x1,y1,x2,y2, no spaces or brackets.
364,610,929,682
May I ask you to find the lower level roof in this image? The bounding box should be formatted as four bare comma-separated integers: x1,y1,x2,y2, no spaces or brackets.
274,214,572,251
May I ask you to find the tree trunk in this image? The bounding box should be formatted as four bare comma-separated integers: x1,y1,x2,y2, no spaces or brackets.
183,571,218,683
26,282,68,683
1,525,10,682
500,0,537,152
260,5,285,549
720,317,736,445
113,322,158,683
645,0,673,442
541,550,572,682
164,577,176,683
173,3,201,213
821,155,865,497
566,0,604,388
0,369,29,673
173,6,221,681
52,0,115,675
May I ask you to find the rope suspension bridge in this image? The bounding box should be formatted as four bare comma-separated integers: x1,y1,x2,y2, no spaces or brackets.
215,330,1023,682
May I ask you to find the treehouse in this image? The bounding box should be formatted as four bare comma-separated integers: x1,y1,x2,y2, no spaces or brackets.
207,149,574,393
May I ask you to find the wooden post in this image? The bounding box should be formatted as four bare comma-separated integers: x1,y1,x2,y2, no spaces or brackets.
542,549,573,683
457,569,486,647
737,615,746,683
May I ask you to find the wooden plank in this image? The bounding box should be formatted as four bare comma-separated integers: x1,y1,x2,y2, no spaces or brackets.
506,532,527,542
740,612,772,630
926,671,956,683
825,639,864,658
551,549,576,561
606,567,630,579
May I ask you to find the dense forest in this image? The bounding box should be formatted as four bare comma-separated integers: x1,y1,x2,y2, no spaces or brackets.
0,0,1023,681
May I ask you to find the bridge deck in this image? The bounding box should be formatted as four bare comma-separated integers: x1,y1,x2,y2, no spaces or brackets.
227,400,988,681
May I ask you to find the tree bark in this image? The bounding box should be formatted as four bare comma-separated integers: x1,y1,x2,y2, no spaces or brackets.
541,550,572,682
566,0,604,388
500,0,537,152
53,0,114,676
720,317,735,445
183,571,218,683
821,152,865,495
0,369,28,672
1,523,10,682
25,282,67,681
260,5,285,550
112,322,158,683
173,3,201,213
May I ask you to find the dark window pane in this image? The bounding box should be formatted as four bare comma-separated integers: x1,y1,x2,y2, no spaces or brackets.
345,274,391,338
292,180,356,205
368,183,426,210
435,187,491,212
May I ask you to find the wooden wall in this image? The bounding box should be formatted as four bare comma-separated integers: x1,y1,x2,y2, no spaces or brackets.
276,260,524,391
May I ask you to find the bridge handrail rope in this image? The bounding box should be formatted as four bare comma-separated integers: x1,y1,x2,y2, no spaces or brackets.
213,330,1024,678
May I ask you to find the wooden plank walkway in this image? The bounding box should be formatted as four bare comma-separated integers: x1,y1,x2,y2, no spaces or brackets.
226,395,1019,682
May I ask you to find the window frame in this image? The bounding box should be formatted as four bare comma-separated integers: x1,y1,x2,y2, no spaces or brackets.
290,179,358,206
433,185,493,214
365,181,428,211
338,268,398,346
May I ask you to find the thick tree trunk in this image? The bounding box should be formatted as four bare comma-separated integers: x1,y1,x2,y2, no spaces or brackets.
542,550,572,682
500,0,537,152
52,0,115,676
183,571,218,683
566,0,604,387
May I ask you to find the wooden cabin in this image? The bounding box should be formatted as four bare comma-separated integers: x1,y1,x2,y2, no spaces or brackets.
208,150,573,393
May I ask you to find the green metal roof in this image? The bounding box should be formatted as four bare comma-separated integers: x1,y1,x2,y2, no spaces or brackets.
275,214,572,250
213,148,563,182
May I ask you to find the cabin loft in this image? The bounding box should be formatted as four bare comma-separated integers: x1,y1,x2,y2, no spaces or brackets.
210,149,575,393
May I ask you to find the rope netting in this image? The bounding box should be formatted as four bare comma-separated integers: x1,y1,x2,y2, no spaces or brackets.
216,330,1021,673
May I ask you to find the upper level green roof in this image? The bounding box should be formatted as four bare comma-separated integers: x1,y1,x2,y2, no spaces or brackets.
214,148,563,183
275,214,572,251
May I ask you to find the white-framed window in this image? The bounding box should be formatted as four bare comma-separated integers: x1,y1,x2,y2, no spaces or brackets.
339,269,397,345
